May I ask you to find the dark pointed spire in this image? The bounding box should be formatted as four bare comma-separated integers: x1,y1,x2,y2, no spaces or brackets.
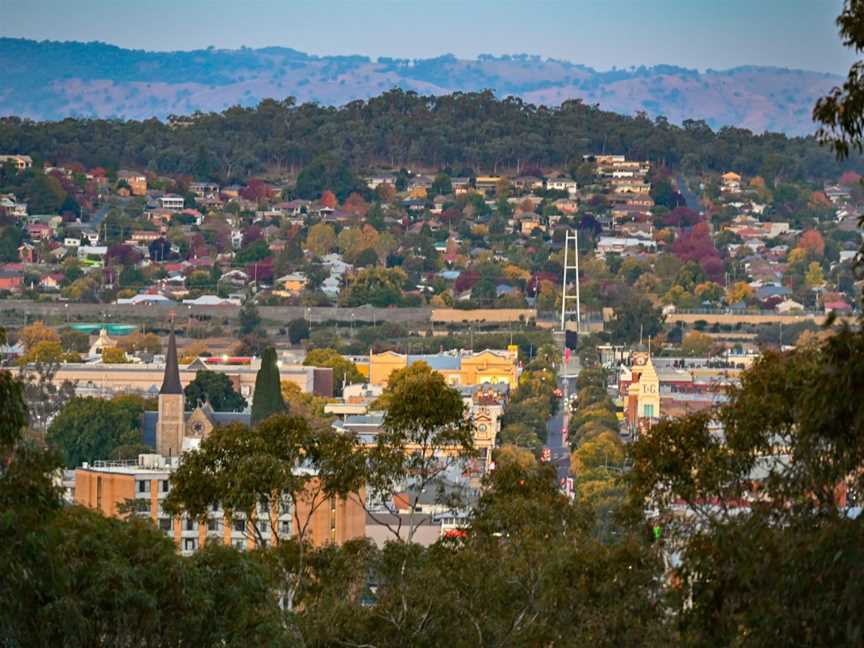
160,326,182,395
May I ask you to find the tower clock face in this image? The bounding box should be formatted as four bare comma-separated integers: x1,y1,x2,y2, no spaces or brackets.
190,421,205,437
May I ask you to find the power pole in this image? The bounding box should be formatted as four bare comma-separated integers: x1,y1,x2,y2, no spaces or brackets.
560,229,581,332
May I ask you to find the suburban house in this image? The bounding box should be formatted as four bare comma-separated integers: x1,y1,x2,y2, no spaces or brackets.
158,195,185,211
273,272,309,297
0,271,23,292
721,172,742,193
39,273,64,290
0,154,33,171
118,170,147,196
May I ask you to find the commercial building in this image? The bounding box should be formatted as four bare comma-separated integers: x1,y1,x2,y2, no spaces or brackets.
44,355,332,400
74,456,364,552
363,348,519,389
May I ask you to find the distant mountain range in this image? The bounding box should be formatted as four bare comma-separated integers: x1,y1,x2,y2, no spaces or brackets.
0,38,843,135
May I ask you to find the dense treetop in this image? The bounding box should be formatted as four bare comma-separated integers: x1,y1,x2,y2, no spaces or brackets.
1,90,860,182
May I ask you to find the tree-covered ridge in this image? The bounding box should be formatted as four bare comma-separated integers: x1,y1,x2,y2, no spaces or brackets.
1,89,860,181
0,38,842,134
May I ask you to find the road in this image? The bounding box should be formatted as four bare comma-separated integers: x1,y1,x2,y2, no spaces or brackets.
88,201,112,230
676,174,701,213
545,354,579,486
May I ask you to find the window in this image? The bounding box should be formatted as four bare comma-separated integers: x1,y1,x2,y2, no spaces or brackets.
207,518,219,532
137,479,151,494
183,538,197,552
233,539,246,550
211,502,220,512
233,519,246,533
184,518,195,531
257,519,269,533
280,520,292,535
160,480,170,493
643,404,654,418
159,517,172,532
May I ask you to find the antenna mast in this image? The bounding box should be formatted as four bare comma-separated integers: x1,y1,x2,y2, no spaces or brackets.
559,229,581,332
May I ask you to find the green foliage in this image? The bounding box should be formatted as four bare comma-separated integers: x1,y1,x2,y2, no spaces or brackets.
59,327,90,353
295,153,366,201
250,347,287,425
287,317,310,344
0,226,24,262
0,446,288,646
430,172,452,196
237,300,261,335
340,266,406,307
500,346,559,449
814,0,864,159
301,463,668,645
366,362,475,542
184,369,247,412
234,239,271,264
608,296,664,344
0,370,28,451
46,395,144,467
2,89,855,186
629,325,864,645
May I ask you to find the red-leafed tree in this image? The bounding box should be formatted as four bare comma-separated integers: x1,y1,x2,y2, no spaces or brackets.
344,192,369,216
243,224,263,245
840,170,861,187
240,178,274,202
671,223,723,281
107,244,142,267
442,207,462,227
699,256,725,283
247,257,274,284
661,206,702,228
320,190,338,209
798,229,825,257
454,270,480,293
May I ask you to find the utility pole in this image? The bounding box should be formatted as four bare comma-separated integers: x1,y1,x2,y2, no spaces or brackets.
560,229,581,332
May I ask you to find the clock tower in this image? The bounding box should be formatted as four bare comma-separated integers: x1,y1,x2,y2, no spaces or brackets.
156,326,185,457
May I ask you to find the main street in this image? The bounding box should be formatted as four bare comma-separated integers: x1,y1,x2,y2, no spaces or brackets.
545,351,579,486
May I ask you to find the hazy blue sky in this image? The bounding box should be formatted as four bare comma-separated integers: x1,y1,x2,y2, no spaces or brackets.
0,0,856,74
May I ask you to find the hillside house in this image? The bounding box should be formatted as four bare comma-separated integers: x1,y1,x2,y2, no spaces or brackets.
158,194,185,211
0,271,23,292
117,170,147,196
721,172,742,193
0,154,33,171
273,273,309,297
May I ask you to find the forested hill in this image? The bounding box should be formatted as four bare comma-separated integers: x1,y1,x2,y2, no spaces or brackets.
0,37,843,135
1,90,859,182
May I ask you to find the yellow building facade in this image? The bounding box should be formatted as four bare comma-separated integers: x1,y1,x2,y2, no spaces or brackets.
367,349,519,389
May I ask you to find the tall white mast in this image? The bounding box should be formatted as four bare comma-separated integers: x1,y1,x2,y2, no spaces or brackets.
560,229,581,332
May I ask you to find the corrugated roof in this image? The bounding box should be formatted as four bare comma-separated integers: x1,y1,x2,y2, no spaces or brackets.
408,354,461,370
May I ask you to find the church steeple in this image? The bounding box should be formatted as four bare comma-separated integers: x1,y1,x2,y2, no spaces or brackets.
156,323,185,457
160,326,182,394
